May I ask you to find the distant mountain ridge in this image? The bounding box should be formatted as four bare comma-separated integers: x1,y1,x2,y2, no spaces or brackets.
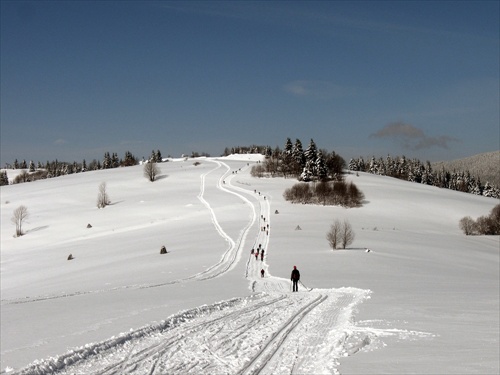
432,151,500,187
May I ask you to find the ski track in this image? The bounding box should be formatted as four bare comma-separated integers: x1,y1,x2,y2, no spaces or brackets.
9,159,426,375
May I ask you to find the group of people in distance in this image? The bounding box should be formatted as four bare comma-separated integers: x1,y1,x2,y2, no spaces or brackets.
253,246,301,292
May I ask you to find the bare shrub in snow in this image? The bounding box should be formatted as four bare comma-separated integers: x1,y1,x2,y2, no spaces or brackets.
315,181,333,206
340,220,355,249
144,161,160,182
284,180,364,207
459,216,476,235
11,205,29,237
283,183,313,204
251,164,265,178
326,220,341,249
97,182,110,208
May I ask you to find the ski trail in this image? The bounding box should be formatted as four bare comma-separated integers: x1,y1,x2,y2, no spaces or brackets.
191,160,258,280
2,160,257,305
10,159,433,375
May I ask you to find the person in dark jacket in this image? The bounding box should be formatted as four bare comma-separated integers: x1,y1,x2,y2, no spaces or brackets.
291,266,300,292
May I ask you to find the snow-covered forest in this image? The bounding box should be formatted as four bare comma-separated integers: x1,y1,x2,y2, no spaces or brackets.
348,154,500,198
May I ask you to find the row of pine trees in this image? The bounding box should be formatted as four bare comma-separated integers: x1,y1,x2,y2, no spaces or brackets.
1,150,163,185
348,155,500,198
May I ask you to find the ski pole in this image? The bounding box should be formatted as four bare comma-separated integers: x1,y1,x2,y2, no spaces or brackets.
299,280,312,292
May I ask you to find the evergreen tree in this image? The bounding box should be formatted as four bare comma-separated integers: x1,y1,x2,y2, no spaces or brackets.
292,139,305,175
155,149,162,163
300,161,313,182
304,139,318,174
369,157,378,175
102,152,112,169
111,152,120,168
123,151,137,166
0,170,9,186
281,138,294,178
29,160,35,172
316,150,328,181
348,158,358,171
482,182,494,197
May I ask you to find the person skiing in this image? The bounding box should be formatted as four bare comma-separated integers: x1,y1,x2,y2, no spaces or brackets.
291,266,300,292
261,269,265,277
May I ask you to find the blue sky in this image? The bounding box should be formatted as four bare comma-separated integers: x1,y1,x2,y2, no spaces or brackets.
1,1,499,165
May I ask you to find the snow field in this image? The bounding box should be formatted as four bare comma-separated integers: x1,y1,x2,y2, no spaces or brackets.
1,155,498,374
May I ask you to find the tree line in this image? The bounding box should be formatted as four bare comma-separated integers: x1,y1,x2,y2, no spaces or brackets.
0,150,166,186
348,155,500,199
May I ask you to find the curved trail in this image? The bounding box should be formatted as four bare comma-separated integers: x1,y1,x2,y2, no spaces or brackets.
13,159,380,375
2,160,256,305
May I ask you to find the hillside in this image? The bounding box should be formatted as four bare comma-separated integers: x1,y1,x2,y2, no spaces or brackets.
432,150,500,186
1,155,499,374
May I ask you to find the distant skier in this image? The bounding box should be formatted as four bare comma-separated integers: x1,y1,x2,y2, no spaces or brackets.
291,266,300,292
251,248,254,255
261,252,264,261
261,269,265,277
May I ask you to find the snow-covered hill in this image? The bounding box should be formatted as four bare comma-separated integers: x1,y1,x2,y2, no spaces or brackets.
1,155,498,374
432,150,500,187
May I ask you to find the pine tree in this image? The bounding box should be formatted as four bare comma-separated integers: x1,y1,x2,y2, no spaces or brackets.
0,170,9,186
348,158,358,171
304,139,318,172
281,138,294,178
155,150,162,163
316,150,328,181
482,182,494,197
300,160,314,182
111,153,120,168
102,152,111,169
29,160,35,172
369,157,378,175
292,139,305,176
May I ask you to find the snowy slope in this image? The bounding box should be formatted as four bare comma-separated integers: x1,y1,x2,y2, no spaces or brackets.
1,155,498,374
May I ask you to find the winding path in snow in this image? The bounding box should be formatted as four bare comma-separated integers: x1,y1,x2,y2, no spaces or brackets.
12,159,429,375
